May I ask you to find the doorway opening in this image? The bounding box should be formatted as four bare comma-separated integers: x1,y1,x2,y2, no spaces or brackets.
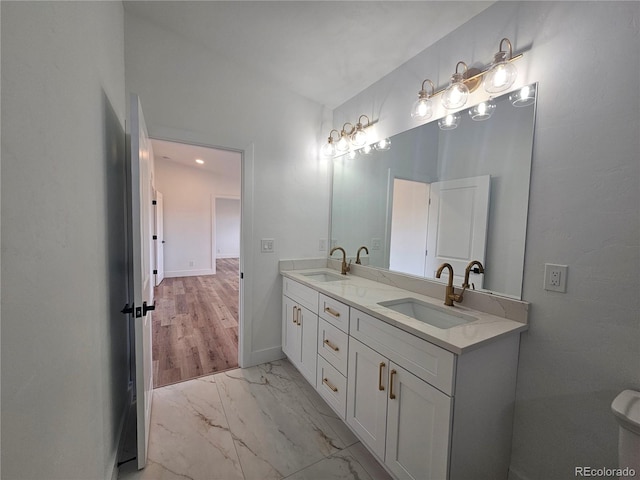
150,139,242,388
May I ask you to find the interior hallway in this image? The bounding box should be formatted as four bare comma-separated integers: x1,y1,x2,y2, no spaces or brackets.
153,258,239,388
118,360,391,480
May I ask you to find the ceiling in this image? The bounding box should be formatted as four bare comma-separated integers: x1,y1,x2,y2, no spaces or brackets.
152,139,242,180
124,1,494,109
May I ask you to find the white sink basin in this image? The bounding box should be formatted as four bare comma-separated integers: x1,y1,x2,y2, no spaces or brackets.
301,271,345,282
377,298,476,329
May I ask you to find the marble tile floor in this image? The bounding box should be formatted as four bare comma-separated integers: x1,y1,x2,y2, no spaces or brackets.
118,360,392,480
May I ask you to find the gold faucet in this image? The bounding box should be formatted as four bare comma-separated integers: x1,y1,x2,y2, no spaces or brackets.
330,246,351,275
355,246,369,264
462,260,484,290
435,263,463,306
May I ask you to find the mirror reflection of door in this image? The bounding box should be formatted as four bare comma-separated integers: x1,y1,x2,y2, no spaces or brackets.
389,178,430,276
425,175,490,287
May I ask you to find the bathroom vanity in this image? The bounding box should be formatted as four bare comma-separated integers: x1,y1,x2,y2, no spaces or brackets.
281,263,528,480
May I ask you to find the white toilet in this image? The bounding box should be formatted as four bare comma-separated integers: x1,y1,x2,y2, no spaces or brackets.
611,389,640,471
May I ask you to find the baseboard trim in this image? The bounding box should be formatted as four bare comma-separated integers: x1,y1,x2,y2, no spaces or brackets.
165,269,215,278
249,346,285,368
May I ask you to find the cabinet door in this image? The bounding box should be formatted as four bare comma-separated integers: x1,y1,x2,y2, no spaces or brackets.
298,305,318,386
282,296,300,362
385,362,452,480
346,338,389,460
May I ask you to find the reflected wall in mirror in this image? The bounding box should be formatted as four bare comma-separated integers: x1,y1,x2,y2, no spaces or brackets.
331,85,537,299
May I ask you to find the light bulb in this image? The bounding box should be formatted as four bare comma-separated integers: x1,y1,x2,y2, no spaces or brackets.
411,97,433,119
351,129,367,147
375,138,391,151
510,84,536,107
321,141,336,157
468,99,496,121
336,133,349,152
438,113,460,130
361,144,373,155
442,71,469,109
484,38,517,94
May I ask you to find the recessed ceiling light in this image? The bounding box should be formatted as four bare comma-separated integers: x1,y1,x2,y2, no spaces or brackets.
195,159,204,165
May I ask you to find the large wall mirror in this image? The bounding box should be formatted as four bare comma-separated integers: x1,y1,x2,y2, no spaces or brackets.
330,84,538,299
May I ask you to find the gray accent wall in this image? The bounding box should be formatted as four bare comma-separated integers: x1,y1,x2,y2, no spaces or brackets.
334,2,640,478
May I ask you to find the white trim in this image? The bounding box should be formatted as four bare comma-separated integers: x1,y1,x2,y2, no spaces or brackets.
250,346,285,367
216,254,239,259
165,268,216,278
210,195,217,274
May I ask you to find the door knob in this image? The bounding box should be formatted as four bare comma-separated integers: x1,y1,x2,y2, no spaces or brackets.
121,303,134,315
142,301,156,315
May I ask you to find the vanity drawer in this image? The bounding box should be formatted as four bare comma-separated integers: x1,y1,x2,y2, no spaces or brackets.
350,308,456,395
316,355,347,419
317,318,349,375
319,294,350,332
283,277,318,313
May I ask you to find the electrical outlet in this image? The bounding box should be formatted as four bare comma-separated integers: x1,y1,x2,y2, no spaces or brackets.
261,238,275,253
544,264,568,292
189,260,195,267
371,238,382,250
319,239,327,251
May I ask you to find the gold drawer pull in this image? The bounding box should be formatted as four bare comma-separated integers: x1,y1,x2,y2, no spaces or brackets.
389,369,397,399
322,377,338,392
378,362,386,391
324,306,341,318
292,306,297,324
323,339,340,352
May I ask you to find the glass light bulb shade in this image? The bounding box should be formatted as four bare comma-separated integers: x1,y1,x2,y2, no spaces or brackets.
375,138,391,151
351,129,368,147
347,150,357,160
509,84,536,107
438,113,460,130
442,81,469,109
411,97,433,119
336,134,350,152
484,61,517,93
321,141,336,157
361,144,373,155
468,99,496,121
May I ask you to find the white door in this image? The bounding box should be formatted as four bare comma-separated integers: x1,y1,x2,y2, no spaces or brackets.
154,191,165,286
425,175,490,286
129,94,154,469
385,363,452,480
346,338,389,460
298,306,318,385
282,297,300,362
389,178,430,276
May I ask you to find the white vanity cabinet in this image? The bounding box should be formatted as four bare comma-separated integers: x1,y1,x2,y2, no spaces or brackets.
282,278,318,386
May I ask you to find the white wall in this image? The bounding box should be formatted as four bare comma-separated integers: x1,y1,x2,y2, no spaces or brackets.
1,2,128,479
215,197,241,258
334,2,640,478
125,10,330,365
154,158,240,277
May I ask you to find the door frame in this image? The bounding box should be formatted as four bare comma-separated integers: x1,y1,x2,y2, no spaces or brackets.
149,136,250,369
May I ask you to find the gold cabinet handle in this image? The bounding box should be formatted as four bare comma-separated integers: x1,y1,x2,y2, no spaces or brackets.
297,307,302,326
389,369,397,399
324,306,341,318
378,362,386,391
292,306,297,324
323,339,339,352
322,377,338,392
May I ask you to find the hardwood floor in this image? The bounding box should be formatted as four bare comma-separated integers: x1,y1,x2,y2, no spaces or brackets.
152,258,239,388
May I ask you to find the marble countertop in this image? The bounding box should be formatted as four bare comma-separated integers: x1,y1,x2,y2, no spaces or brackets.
281,268,528,355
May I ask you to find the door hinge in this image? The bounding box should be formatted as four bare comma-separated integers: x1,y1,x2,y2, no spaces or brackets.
153,269,158,274
152,200,157,205
152,235,157,240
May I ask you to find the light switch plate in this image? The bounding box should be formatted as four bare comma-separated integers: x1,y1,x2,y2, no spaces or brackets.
544,263,568,292
261,238,275,253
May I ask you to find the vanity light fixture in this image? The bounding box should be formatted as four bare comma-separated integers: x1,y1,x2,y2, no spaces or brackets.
411,79,435,119
351,115,371,147
336,123,354,153
484,38,518,94
468,98,496,121
509,83,536,107
438,112,461,130
360,144,374,155
321,129,340,157
442,62,470,109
